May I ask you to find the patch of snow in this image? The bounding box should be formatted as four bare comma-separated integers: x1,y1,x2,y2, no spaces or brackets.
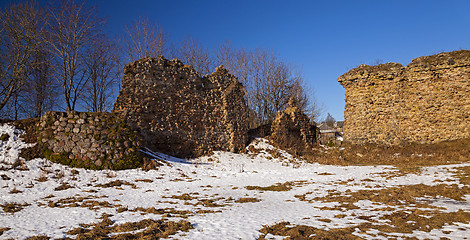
0,124,35,164
0,124,468,239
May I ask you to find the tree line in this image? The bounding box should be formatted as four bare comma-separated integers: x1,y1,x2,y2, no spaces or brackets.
0,0,323,126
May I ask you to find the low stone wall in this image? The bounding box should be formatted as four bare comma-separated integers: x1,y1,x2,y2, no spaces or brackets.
37,111,143,170
338,50,470,145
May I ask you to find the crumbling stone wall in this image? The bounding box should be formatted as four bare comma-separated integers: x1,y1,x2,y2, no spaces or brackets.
270,98,317,150
38,111,143,170
338,50,470,145
113,56,249,157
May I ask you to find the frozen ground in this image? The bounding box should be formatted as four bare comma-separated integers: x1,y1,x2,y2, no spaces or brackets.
0,123,469,239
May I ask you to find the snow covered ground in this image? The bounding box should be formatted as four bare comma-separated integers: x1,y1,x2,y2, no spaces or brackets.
0,123,469,239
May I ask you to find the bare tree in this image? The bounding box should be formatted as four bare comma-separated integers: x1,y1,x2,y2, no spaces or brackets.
81,34,120,112
325,113,336,127
215,43,319,125
290,76,325,123
290,72,308,110
45,0,104,111
215,40,234,68
215,42,252,87
178,36,214,76
123,16,169,62
0,1,45,115
249,49,296,123
20,48,58,118
232,48,253,88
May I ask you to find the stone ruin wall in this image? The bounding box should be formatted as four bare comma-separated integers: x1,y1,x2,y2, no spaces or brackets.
38,111,143,170
338,50,470,145
270,98,317,149
113,56,249,158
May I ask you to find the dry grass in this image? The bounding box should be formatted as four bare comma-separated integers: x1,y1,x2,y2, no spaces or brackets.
135,178,153,183
1,174,11,180
296,184,470,205
259,208,470,240
235,197,261,203
0,227,10,236
258,221,361,240
25,235,50,240
169,193,196,201
246,180,306,192
164,193,233,208
116,206,128,213
35,172,48,182
196,198,225,208
67,214,193,239
95,180,137,189
130,207,193,218
256,136,470,171
12,159,29,171
1,202,29,213
376,209,470,234
456,166,470,185
287,182,470,239
54,183,73,191
0,133,10,142
53,168,65,179
9,187,22,194
46,196,118,210
308,138,470,167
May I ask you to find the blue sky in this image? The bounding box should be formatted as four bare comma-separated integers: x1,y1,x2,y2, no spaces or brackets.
4,0,470,120
98,0,470,120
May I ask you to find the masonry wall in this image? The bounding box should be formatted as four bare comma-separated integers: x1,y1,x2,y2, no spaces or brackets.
38,111,143,170
338,50,470,145
270,98,317,150
113,56,249,157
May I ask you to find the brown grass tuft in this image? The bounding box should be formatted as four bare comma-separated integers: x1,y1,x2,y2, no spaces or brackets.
10,186,22,194
54,183,73,191
246,180,306,192
68,214,193,239
35,171,48,182
456,166,470,185
95,180,136,189
235,197,261,203
0,227,10,236
135,178,153,183
1,174,11,180
1,202,29,213
258,221,361,240
170,193,195,201
12,159,29,170
25,235,50,240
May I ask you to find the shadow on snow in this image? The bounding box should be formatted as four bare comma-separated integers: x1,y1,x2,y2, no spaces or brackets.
141,148,209,165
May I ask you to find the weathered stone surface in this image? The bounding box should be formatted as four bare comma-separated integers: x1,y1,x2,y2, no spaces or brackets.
270,98,317,150
113,56,250,157
38,111,143,170
338,50,470,145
